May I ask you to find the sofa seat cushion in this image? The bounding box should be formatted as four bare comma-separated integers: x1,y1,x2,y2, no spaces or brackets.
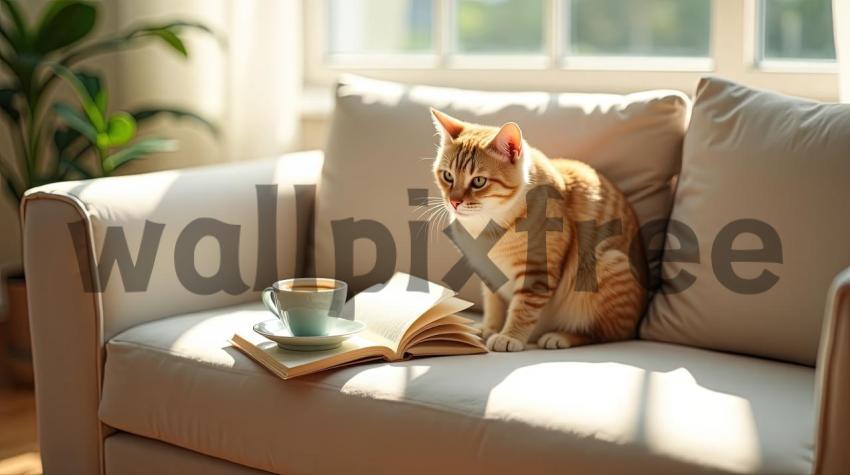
101,302,815,475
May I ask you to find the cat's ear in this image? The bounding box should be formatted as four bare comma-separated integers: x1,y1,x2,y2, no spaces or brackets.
488,122,523,164
431,108,465,141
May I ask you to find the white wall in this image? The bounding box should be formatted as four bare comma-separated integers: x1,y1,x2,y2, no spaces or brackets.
108,0,229,174
103,0,303,173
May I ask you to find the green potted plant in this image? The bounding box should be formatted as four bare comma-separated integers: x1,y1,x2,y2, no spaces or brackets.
0,0,218,383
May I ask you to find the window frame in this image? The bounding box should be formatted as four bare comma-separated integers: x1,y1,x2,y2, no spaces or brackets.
755,0,839,71
304,0,839,102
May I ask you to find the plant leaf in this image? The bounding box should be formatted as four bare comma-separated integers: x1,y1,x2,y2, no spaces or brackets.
101,137,176,174
94,88,107,115
51,64,105,131
74,70,101,100
59,21,219,67
34,1,96,54
144,28,186,57
1,0,29,50
0,87,19,121
53,101,97,141
131,106,219,136
130,21,218,46
103,112,136,147
53,125,80,155
69,70,104,130
72,70,107,115
58,157,93,179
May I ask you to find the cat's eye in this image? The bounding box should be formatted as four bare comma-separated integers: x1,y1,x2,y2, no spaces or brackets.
471,176,487,189
442,170,454,183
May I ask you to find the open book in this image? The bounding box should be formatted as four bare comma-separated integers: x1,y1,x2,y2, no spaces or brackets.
231,273,486,379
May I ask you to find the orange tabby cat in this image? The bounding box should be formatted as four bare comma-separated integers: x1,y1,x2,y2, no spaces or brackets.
430,109,647,352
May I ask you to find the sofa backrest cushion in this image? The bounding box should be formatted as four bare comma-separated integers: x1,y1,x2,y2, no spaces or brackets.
641,77,850,366
314,75,690,305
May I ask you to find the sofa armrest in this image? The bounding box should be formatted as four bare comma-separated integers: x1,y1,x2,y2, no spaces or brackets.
21,150,322,475
814,266,850,475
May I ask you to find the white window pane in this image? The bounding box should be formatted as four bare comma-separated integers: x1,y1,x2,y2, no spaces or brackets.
761,0,835,60
328,0,433,54
454,0,545,54
567,0,710,57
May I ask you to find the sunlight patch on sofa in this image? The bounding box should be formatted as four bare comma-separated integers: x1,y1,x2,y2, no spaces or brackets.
483,361,647,444
340,364,433,399
644,368,762,472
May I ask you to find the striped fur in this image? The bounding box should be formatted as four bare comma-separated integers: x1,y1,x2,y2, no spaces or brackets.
431,110,647,352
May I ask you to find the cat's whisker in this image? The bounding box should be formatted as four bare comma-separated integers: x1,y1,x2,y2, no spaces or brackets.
417,209,441,225
437,208,451,243
413,196,446,206
427,210,438,244
430,207,444,242
413,209,438,241
414,203,446,221
431,207,451,244
413,202,442,213
413,198,445,209
415,203,447,243
412,200,448,221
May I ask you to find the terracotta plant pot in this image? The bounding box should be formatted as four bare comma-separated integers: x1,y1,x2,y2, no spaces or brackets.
4,274,33,385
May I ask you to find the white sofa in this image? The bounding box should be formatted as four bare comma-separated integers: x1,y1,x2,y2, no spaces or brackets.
22,77,850,474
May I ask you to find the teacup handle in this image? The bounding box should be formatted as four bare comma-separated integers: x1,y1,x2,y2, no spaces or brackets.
261,287,280,316
262,287,292,334
261,286,283,314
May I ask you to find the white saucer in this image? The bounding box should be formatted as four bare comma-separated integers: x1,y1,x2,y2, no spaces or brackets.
253,317,366,351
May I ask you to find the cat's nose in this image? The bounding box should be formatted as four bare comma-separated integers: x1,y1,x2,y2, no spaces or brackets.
450,199,462,209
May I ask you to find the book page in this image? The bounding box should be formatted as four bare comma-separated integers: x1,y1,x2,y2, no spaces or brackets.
414,332,486,349
414,314,477,334
406,340,487,357
397,302,477,351
406,323,482,348
343,272,456,346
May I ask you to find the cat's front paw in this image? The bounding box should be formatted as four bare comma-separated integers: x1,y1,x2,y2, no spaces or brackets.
487,333,525,352
481,326,499,341
538,332,571,349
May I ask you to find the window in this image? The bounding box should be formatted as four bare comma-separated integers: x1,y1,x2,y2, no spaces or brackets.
760,0,836,61
455,0,545,54
567,0,710,58
306,0,840,102
328,0,433,54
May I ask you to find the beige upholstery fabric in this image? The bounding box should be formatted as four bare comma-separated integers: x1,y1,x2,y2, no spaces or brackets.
814,266,850,475
642,77,850,366
105,433,272,475
23,197,105,475
21,152,322,475
25,151,322,341
315,75,690,304
101,302,815,475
